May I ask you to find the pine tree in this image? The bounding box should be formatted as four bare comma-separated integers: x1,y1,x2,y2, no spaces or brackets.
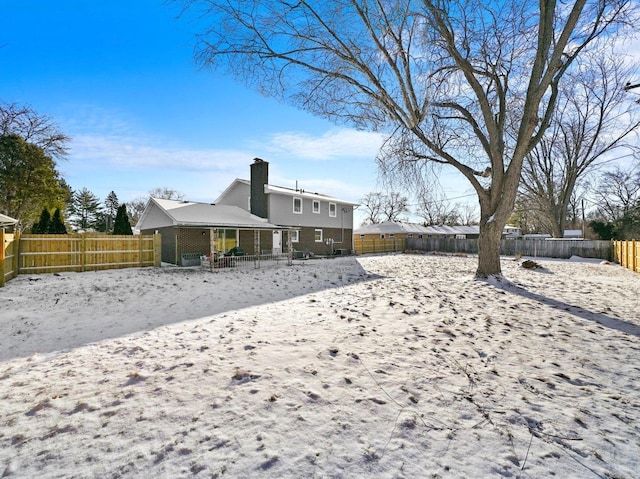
104,191,119,233
113,204,133,235
49,208,67,234
32,207,50,233
68,188,102,231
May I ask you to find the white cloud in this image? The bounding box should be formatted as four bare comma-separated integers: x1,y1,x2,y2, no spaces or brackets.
69,134,248,172
261,128,386,161
61,118,387,205
68,126,386,172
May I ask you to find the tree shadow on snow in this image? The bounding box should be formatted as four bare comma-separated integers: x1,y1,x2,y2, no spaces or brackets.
488,277,640,338
0,257,386,362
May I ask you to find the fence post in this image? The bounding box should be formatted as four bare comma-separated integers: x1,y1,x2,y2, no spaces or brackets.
633,240,637,273
0,229,5,287
81,233,86,272
14,231,20,277
154,233,162,267
139,234,144,267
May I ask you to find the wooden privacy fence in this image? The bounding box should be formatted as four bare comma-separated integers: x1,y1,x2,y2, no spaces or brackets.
354,237,406,254
406,237,612,260
613,240,640,273
0,232,161,287
1,230,18,287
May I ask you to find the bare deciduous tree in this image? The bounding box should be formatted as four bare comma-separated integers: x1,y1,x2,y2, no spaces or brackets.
125,198,147,227
148,187,184,201
519,49,640,237
360,191,410,223
593,164,640,221
177,0,634,276
381,192,410,222
416,189,460,225
0,102,70,159
458,203,479,226
360,192,383,224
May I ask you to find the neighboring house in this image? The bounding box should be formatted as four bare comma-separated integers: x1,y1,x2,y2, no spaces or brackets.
423,224,481,239
503,225,522,239
523,230,583,239
215,158,357,255
136,198,280,266
563,229,583,239
355,221,429,241
354,221,482,240
522,233,552,239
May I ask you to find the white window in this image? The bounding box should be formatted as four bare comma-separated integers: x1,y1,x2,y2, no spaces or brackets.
359,234,365,238
312,200,320,214
329,202,337,217
389,233,395,238
408,233,413,238
293,197,302,214
314,229,323,242
291,230,299,243
380,234,385,239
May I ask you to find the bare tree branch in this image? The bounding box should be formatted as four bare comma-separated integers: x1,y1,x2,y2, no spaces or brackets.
0,102,70,159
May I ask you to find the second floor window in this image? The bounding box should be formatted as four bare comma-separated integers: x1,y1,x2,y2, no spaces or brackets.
312,200,320,213
329,203,337,217
293,197,302,214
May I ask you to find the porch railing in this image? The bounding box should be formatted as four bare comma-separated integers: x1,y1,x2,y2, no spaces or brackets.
200,252,292,271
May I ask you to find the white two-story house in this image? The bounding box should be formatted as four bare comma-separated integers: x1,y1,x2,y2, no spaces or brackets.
215,158,357,255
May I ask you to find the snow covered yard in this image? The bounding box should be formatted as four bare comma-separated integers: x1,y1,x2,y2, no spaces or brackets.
1,254,639,478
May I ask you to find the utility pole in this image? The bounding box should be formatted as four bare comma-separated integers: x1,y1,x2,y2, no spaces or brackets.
582,199,586,239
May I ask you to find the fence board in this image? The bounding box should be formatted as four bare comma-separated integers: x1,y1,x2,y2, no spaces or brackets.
406,237,612,260
354,237,406,254
18,234,160,274
613,240,639,273
1,231,17,287
0,233,161,286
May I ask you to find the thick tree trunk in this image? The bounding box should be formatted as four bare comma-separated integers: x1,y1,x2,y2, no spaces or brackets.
476,220,504,278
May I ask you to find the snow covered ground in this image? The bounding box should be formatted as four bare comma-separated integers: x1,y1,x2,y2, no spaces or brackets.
1,253,639,478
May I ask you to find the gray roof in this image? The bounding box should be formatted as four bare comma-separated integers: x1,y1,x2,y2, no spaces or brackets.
215,178,358,206
137,198,280,230
0,213,18,227
355,221,428,235
354,221,480,236
423,224,480,236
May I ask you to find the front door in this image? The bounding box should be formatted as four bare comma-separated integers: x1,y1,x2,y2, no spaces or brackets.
272,230,282,254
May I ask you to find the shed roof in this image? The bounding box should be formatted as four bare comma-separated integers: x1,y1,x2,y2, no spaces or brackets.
0,213,18,227
137,198,280,230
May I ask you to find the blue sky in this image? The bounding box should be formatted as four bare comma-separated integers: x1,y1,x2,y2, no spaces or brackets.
1,0,475,226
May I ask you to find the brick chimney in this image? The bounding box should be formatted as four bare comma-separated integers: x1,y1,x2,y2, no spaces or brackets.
250,158,269,218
